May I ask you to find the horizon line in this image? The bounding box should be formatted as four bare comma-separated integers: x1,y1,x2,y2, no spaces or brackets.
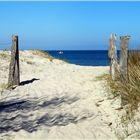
0,0,140,2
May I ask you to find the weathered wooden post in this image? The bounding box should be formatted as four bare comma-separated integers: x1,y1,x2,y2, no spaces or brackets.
108,33,118,80
120,36,130,82
8,35,20,87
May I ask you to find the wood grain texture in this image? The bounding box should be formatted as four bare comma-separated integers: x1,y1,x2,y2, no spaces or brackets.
8,35,20,87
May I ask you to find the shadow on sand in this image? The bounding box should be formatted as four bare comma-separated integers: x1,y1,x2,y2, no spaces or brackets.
20,78,40,86
0,95,91,134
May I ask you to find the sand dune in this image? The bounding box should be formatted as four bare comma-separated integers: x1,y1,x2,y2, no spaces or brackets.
0,51,139,140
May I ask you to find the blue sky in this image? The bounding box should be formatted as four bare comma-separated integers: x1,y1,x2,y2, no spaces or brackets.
0,1,140,50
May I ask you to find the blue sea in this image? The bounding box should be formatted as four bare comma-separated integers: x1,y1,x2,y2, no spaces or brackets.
47,50,114,66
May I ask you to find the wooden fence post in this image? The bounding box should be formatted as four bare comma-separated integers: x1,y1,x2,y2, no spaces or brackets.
120,36,130,82
108,33,118,80
8,35,20,87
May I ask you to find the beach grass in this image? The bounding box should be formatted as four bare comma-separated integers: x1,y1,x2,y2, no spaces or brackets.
0,83,8,90
0,52,10,59
31,50,69,63
98,50,140,119
31,50,54,61
26,60,35,65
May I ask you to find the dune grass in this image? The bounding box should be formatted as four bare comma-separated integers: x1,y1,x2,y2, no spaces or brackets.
0,52,10,59
0,83,8,91
26,60,35,65
98,50,140,119
31,50,69,63
31,50,54,61
114,51,140,118
125,51,140,112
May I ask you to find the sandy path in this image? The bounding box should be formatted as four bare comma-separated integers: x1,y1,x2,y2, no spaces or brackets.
0,51,121,140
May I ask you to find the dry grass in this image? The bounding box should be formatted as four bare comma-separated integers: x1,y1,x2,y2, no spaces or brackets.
118,51,140,111
0,52,10,59
31,50,69,63
96,73,120,98
97,50,140,119
0,83,8,90
126,51,140,113
26,61,35,65
31,50,54,61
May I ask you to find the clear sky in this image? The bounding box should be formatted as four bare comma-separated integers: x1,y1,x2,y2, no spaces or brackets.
0,1,140,50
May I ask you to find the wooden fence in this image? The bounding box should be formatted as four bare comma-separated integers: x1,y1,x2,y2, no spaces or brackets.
2,34,131,88
8,35,20,88
108,34,130,81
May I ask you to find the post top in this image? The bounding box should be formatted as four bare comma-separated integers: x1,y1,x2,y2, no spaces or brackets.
120,36,131,40
12,35,18,42
12,35,18,37
110,33,117,41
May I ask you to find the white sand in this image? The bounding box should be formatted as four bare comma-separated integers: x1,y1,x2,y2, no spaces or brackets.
0,51,140,140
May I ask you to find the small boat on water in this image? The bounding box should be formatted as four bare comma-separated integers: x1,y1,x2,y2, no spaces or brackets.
58,51,63,54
